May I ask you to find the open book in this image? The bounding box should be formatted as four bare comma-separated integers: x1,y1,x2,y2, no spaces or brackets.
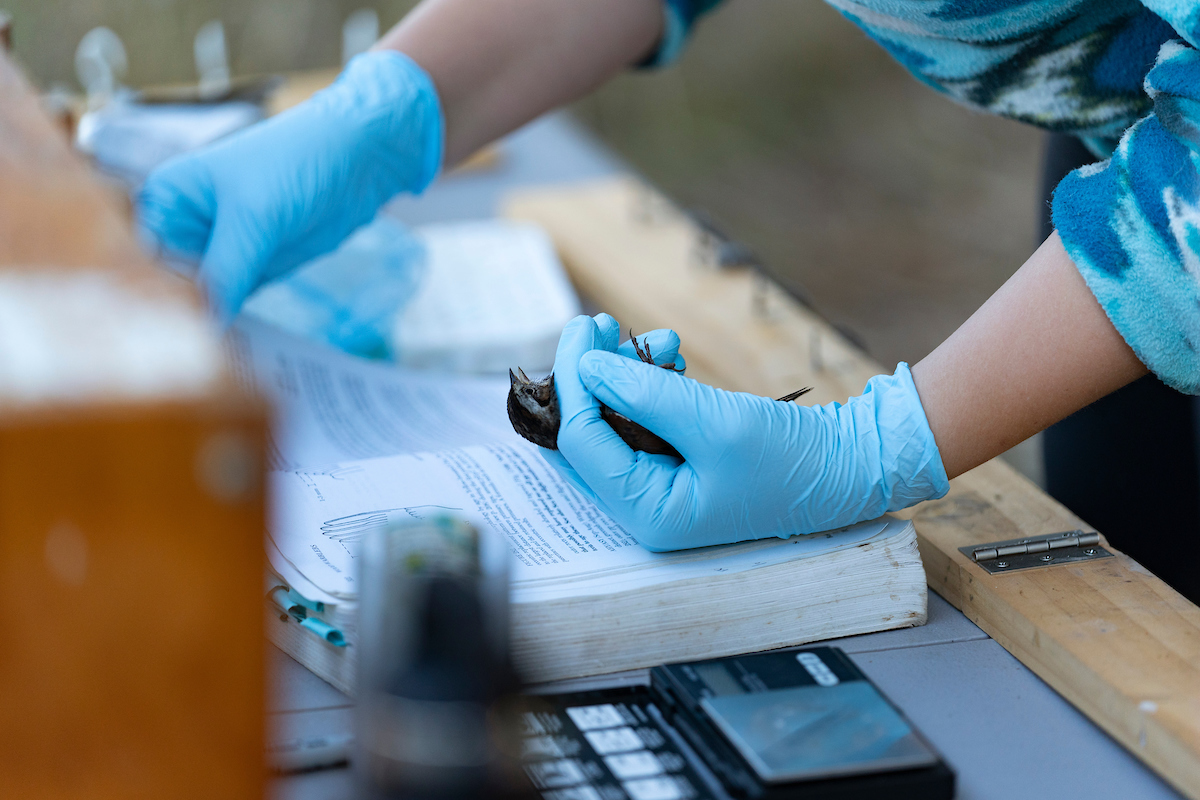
233,320,927,691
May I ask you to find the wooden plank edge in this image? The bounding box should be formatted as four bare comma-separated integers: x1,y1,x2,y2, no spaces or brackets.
923,531,1200,796
913,469,1200,798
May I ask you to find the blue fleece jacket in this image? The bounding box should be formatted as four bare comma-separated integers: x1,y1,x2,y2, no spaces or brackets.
657,0,1200,393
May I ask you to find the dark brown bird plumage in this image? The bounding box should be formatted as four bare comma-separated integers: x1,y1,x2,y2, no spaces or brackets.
507,334,811,458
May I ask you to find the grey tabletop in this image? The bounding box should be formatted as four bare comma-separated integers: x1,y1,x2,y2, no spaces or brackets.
268,113,1182,800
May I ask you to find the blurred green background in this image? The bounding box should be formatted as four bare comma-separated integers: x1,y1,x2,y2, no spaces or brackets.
2,0,1045,473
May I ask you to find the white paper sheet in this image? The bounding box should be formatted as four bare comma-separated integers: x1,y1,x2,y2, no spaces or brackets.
267,439,893,604
226,317,517,469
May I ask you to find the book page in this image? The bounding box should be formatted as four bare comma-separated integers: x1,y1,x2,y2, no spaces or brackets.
232,319,901,605
268,439,895,604
225,317,517,469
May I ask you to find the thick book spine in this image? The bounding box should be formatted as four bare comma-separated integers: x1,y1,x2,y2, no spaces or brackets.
511,522,926,683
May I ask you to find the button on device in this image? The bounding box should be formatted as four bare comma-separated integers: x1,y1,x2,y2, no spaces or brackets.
524,758,586,789
584,727,644,754
604,751,665,779
623,776,687,800
566,704,625,731
542,786,603,800
521,735,565,759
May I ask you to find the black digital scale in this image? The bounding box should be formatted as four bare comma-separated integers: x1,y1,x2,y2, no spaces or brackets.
520,647,955,800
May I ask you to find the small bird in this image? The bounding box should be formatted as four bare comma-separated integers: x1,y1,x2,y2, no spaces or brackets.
507,333,811,458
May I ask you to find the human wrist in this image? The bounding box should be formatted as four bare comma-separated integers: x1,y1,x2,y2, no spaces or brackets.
856,363,949,513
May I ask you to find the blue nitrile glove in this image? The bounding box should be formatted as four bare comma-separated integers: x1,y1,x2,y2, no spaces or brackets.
240,216,426,359
548,315,949,551
539,314,685,507
137,50,442,323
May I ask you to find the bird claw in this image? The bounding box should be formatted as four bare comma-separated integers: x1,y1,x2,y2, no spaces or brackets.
629,329,686,373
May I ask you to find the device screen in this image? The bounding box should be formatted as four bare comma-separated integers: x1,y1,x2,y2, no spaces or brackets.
663,648,939,785
701,679,938,783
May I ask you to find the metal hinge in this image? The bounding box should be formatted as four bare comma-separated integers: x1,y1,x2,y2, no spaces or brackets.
959,530,1113,574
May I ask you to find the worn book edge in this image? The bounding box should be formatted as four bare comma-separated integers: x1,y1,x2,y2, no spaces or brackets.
267,519,926,693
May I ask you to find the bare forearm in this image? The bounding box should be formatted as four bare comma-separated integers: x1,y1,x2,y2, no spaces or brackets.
376,0,663,166
912,232,1148,479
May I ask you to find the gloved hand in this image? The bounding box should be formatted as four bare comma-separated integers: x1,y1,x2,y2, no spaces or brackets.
539,314,685,506
548,315,949,551
138,50,442,323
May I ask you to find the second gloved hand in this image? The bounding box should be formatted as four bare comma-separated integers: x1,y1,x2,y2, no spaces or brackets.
138,50,442,323
538,313,685,506
551,317,949,551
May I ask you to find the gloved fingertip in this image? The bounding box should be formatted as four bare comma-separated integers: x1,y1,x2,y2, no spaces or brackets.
556,315,603,361
645,329,682,367
618,328,682,368
593,312,617,330
654,328,682,353
593,313,620,351
198,265,251,329
564,314,596,332
199,206,280,325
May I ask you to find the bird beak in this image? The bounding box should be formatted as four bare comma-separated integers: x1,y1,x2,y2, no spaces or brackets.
510,368,531,387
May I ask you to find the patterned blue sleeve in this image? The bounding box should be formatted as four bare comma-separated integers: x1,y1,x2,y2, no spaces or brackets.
1053,39,1200,393
824,0,1177,155
794,0,1200,391
642,0,1200,391
641,0,726,67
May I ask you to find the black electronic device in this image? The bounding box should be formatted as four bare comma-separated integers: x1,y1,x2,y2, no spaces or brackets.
519,647,955,800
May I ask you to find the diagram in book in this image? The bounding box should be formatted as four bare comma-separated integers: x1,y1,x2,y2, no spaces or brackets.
320,505,462,557
296,465,365,481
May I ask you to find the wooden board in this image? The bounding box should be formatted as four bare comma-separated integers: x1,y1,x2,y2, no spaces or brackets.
503,176,1200,799
0,52,143,273
0,53,267,800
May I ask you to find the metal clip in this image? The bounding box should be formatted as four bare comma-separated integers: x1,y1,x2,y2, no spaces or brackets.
959,530,1112,574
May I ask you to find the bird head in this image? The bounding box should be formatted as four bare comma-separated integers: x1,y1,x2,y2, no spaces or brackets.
508,368,557,416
